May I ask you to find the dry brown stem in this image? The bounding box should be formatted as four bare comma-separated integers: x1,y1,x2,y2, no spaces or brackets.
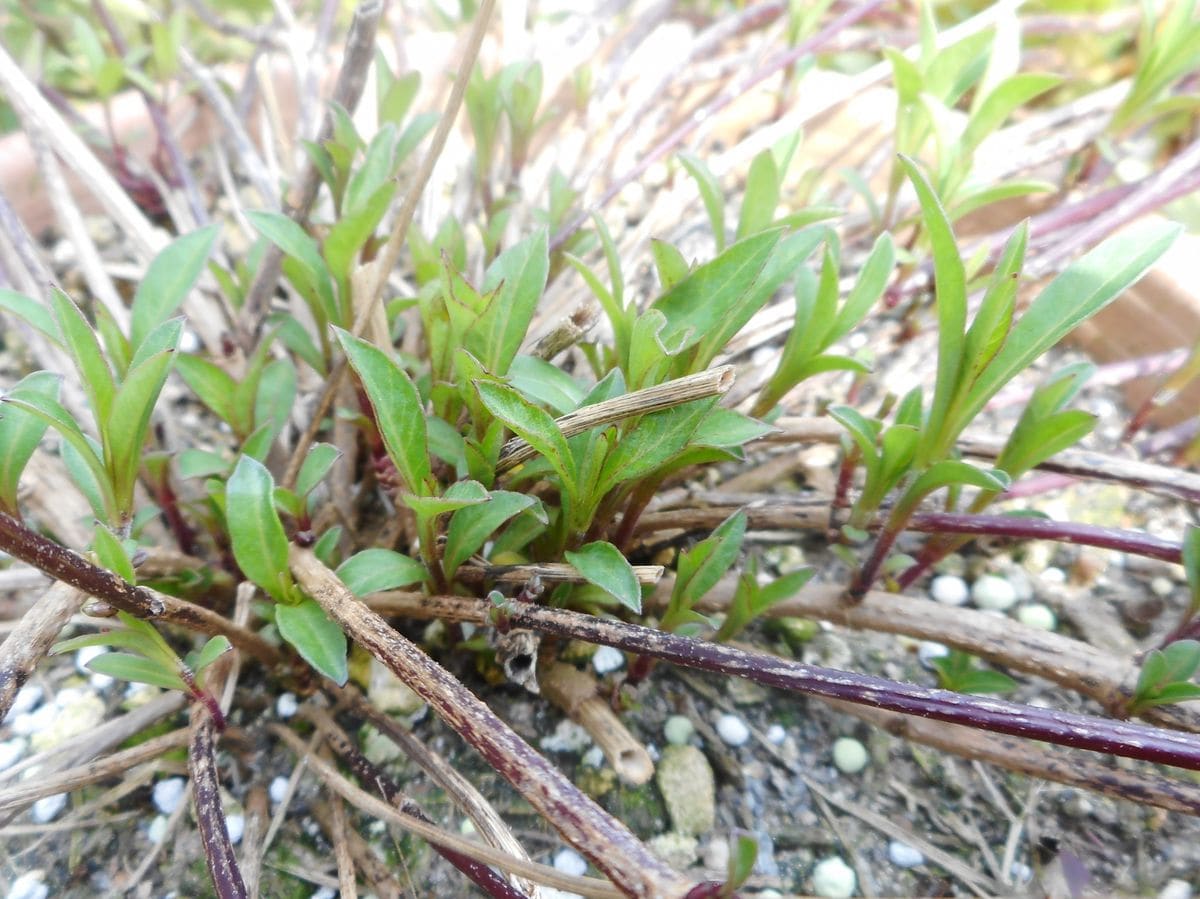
0,582,84,721
289,546,693,898
539,661,654,786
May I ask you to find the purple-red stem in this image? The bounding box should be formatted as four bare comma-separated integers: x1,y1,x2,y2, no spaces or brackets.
190,712,247,898
494,602,1200,773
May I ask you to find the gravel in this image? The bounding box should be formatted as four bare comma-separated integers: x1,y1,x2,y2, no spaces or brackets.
971,574,1018,611
811,856,857,898
552,847,588,877
591,645,625,674
714,713,750,747
832,737,869,774
887,841,925,868
152,778,187,815
929,574,969,605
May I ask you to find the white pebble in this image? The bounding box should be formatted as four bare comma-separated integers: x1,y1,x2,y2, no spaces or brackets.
30,793,66,823
971,575,1017,611
225,814,245,844
812,856,857,898
929,575,968,606
702,838,730,871
581,746,605,768
275,693,299,718
540,720,593,753
591,646,625,675
10,704,55,737
887,841,924,868
1010,862,1033,883
1016,604,1057,631
179,329,202,354
1040,567,1066,584
918,641,950,669
5,871,49,899
310,889,336,899
147,815,168,844
0,738,25,772
268,776,290,805
152,777,187,815
553,848,588,877
1151,576,1175,598
1158,879,1193,899
766,724,787,745
832,738,869,775
7,684,42,718
663,715,695,746
714,714,750,747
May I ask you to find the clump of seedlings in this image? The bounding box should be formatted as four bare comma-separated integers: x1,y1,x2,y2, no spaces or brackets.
1,1,1200,896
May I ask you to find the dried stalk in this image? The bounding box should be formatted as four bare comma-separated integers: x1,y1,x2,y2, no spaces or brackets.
239,786,270,899
0,582,84,721
289,546,694,898
190,704,248,899
540,661,654,786
457,562,664,587
304,706,531,899
498,366,736,472
0,728,189,815
329,684,541,897
311,800,401,899
831,699,1200,816
270,724,625,899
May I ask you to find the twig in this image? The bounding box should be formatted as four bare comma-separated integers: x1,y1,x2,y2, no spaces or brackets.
0,582,84,721
0,728,190,815
457,562,665,587
498,366,736,471
190,704,248,898
540,661,654,786
270,724,625,899
289,546,695,898
238,786,270,899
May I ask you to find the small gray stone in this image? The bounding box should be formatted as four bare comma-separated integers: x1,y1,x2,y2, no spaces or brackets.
715,713,750,747
887,841,924,868
648,832,699,869
0,738,24,772
930,575,968,606
918,641,950,669
812,856,857,898
702,837,730,871
766,724,787,745
275,692,299,718
225,814,245,845
268,776,290,805
656,744,716,837
6,871,49,899
971,575,1017,611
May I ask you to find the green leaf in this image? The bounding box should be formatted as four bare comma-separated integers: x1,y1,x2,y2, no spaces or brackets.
3,388,115,520
598,398,714,490
335,328,431,496
402,479,490,519
275,598,349,685
566,541,642,613
736,150,780,239
900,157,965,466
0,289,61,343
247,211,338,324
188,636,232,677
226,455,295,603
336,548,426,595
0,371,58,513
51,288,116,430
467,229,550,376
961,73,1060,156
948,668,1018,695
508,355,586,414
677,511,747,608
444,491,538,578
952,219,1181,437
175,355,237,425
129,225,220,352
476,381,576,498
959,223,1026,391
827,404,880,463
651,239,690,291
904,461,1010,507
295,443,341,498
678,152,726,251
178,448,231,480
1183,526,1200,607
690,408,773,449
324,182,396,284
91,525,135,584
86,653,188,691
726,833,759,891
106,349,175,520
129,318,183,373
833,232,895,338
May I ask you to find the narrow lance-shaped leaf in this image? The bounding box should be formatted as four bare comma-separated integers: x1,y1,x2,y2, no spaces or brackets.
444,491,538,578
105,349,176,522
476,381,576,500
50,288,116,430
468,229,549,377
335,327,431,496
900,156,966,467
678,153,726,251
736,149,780,240
0,371,59,514
129,224,220,352
951,219,1181,438
336,548,426,595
